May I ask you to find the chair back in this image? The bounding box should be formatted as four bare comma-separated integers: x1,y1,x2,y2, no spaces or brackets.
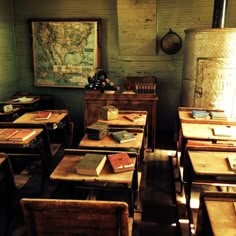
21,198,130,236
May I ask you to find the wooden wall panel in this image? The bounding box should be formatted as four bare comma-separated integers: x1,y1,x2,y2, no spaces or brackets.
8,0,236,133
0,0,18,100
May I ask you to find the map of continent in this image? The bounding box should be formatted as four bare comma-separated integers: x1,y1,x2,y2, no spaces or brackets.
32,21,98,87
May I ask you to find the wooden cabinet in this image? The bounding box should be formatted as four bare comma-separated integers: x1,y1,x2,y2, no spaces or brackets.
83,92,158,151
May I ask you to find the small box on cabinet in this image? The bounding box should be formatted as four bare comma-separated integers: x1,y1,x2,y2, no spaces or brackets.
100,105,119,120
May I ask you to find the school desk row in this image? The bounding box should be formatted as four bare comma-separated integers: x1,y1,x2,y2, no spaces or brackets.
176,107,236,235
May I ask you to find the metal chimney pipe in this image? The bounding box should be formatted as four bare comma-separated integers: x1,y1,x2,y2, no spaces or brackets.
212,0,228,28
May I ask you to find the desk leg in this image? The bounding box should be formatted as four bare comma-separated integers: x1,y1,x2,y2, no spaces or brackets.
180,137,187,167
184,180,193,227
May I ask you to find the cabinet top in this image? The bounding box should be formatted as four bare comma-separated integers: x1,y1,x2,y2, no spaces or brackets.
82,92,158,101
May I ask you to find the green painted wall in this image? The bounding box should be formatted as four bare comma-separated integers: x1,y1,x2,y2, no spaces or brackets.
0,0,18,100
3,0,236,134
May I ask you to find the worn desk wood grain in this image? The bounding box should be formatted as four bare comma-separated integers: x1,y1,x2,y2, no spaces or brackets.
50,153,137,216
50,154,136,187
0,128,43,147
205,200,236,236
98,111,147,127
14,110,68,125
79,132,144,150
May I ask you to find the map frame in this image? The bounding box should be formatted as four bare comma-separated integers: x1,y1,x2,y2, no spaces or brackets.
30,18,101,88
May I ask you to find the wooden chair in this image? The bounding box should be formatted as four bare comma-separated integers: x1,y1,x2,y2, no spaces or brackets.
20,198,133,236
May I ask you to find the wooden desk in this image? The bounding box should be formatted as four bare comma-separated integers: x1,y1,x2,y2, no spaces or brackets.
79,129,144,169
0,107,22,122
98,110,147,128
183,149,236,223
180,123,236,165
0,128,43,147
176,107,232,158
0,127,46,190
178,108,236,125
195,192,236,236
3,96,41,112
14,110,70,146
13,110,68,128
50,150,138,216
83,92,158,151
98,110,148,148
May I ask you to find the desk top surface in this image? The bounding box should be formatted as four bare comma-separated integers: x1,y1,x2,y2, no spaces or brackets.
79,131,144,150
6,96,40,105
98,112,147,127
178,110,236,125
0,128,43,145
205,200,236,236
188,150,236,176
50,154,135,186
181,123,236,141
13,110,68,124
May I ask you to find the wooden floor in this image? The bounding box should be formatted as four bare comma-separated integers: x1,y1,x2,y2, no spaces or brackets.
8,132,194,236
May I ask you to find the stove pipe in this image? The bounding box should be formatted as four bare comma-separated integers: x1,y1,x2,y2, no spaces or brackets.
212,0,228,28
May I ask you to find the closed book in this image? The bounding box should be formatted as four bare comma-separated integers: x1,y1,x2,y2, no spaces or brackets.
213,127,232,137
191,110,209,119
108,152,134,173
227,156,236,171
34,111,52,120
210,111,227,120
75,153,107,176
9,129,36,141
110,130,136,143
123,114,145,122
0,129,19,140
86,122,108,140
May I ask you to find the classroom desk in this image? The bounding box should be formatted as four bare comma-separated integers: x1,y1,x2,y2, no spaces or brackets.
2,96,41,112
79,129,144,170
50,150,138,216
183,149,236,222
180,123,236,166
13,110,71,146
176,107,235,160
0,128,46,190
195,192,236,236
98,110,148,148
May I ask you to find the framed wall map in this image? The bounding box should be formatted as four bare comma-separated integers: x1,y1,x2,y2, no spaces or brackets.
31,19,101,88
